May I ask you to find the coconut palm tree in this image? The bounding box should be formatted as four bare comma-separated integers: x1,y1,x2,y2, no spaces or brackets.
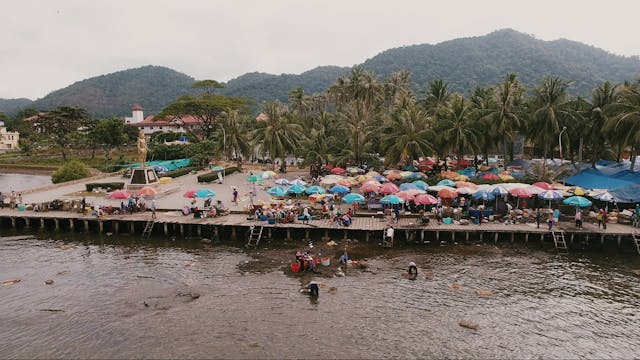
608,80,640,170
380,102,434,168
251,101,304,172
530,77,573,161
440,94,479,161
220,109,251,162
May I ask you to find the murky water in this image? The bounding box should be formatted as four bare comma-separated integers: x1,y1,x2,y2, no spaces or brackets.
0,173,51,193
1,230,639,359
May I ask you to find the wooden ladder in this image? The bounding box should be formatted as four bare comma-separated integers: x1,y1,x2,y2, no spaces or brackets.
633,231,640,255
246,225,264,247
552,230,568,251
142,219,155,240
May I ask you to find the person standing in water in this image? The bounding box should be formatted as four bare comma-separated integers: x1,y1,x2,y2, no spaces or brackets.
308,280,319,297
408,261,418,280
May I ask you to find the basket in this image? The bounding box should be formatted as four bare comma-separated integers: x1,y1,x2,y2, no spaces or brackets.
320,257,331,266
291,262,301,273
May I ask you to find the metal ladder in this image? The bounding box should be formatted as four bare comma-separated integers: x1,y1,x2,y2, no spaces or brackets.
246,225,264,247
552,230,568,251
142,219,155,240
633,231,640,255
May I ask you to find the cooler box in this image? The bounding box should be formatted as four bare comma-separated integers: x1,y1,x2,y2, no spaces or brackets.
268,218,276,224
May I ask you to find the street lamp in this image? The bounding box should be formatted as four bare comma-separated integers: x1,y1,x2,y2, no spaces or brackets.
219,124,226,161
558,126,567,164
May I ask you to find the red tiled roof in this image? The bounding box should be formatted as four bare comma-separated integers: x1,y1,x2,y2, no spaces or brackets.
23,112,47,122
134,115,203,126
132,104,143,111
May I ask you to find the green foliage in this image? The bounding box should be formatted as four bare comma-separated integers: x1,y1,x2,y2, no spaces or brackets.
51,160,91,183
40,106,90,160
161,166,203,178
197,167,240,183
0,99,33,116
85,182,125,191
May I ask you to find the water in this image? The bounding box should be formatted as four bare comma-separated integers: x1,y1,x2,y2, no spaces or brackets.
0,173,51,193
1,231,639,359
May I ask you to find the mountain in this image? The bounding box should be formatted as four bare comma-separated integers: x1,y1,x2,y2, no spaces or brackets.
0,98,33,116
2,29,639,117
26,66,194,117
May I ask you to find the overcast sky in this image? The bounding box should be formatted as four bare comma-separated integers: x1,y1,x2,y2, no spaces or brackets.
2,0,639,100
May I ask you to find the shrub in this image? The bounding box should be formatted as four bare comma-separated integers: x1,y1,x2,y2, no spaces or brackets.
162,166,203,178
51,161,91,184
197,167,240,183
85,182,125,192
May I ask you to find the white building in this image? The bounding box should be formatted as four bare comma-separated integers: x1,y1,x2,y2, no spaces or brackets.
124,104,145,124
0,121,19,152
123,104,201,135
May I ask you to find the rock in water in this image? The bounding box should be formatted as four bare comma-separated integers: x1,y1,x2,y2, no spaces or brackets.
44,279,54,285
459,320,479,330
2,279,21,286
475,289,494,296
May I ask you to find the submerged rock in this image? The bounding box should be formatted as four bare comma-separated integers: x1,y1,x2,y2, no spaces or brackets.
2,279,21,286
459,320,479,330
44,279,54,285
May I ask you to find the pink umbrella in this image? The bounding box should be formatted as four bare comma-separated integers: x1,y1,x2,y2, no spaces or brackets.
532,181,554,190
509,188,532,198
183,189,198,198
524,185,545,195
361,181,381,193
331,167,346,175
414,193,438,205
481,173,500,181
456,181,478,189
396,191,417,201
380,182,400,194
386,172,402,181
336,178,352,187
107,190,132,200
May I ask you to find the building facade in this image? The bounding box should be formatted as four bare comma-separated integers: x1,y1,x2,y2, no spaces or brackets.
0,121,19,152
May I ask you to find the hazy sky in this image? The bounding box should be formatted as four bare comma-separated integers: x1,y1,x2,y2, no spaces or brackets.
2,0,640,100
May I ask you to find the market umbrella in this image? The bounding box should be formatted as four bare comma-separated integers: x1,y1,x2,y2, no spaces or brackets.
412,180,429,191
261,171,277,179
456,181,478,189
329,185,350,194
566,186,586,196
509,187,532,208
396,190,417,202
472,189,496,202
456,187,477,195
437,187,458,199
482,173,501,181
399,183,419,191
287,184,307,195
437,179,456,187
194,189,216,198
331,167,346,175
373,175,388,183
320,175,345,185
380,182,400,195
305,185,326,195
342,193,366,204
346,167,365,175
290,178,307,186
524,185,545,195
108,190,132,200
361,181,381,193
538,190,564,208
386,172,403,181
267,186,286,197
441,171,459,180
563,196,592,207
183,189,198,198
274,178,290,186
138,186,158,197
365,171,381,177
491,185,509,197
336,178,352,187
247,175,260,183
380,194,404,205
532,182,554,190
414,194,438,205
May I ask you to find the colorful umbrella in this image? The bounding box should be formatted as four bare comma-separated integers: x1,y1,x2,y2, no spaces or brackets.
437,187,458,199
563,196,592,207
437,179,456,187
305,185,326,195
287,184,307,195
414,194,438,205
247,175,260,183
331,167,346,175
412,180,429,190
455,181,477,189
261,171,277,179
138,186,158,196
108,190,132,200
491,185,509,196
194,189,216,198
472,190,496,202
532,182,554,190
380,194,404,205
380,182,400,195
290,178,307,186
329,185,350,194
183,189,198,198
399,183,419,191
346,167,365,174
481,173,501,181
509,187,532,198
566,186,586,196
361,181,381,193
274,178,290,185
396,190,417,201
267,186,286,197
538,190,564,208
386,172,403,181
342,193,366,204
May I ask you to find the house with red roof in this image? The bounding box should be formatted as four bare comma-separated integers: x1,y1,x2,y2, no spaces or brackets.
123,105,204,135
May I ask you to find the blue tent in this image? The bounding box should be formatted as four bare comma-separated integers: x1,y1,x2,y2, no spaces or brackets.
609,184,640,203
564,170,635,190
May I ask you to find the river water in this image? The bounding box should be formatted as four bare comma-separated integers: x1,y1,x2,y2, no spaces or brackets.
0,173,51,193
1,230,639,359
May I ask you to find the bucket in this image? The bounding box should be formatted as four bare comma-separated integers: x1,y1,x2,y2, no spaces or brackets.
291,262,301,273
320,257,331,266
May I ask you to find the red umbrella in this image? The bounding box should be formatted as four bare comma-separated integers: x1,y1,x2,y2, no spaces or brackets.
331,167,346,175
481,173,500,181
455,181,478,189
138,186,158,196
532,181,554,190
183,189,198,198
361,181,381,193
437,187,458,199
414,194,438,205
380,182,399,195
107,190,132,200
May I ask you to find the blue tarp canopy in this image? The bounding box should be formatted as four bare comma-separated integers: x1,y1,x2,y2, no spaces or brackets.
609,184,640,203
564,168,636,190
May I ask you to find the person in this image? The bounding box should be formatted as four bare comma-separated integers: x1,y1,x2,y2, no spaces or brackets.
321,202,329,219
302,207,310,224
536,209,542,228
307,280,319,297
394,207,400,224
295,251,305,272
597,209,604,229
407,261,418,279
553,208,560,224
136,130,148,168
339,252,349,265
232,187,238,205
9,191,16,210
17,193,22,204
548,212,554,230
0,192,5,209
602,209,608,230
385,226,394,245
81,197,86,214
151,199,157,219
574,209,582,229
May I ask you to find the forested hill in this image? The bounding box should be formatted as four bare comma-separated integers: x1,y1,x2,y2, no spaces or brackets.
360,29,640,96
20,66,195,117
2,29,639,117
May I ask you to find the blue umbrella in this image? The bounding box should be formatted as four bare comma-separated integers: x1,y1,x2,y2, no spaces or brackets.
287,184,307,195
399,183,419,191
305,185,326,195
267,186,286,197
412,180,428,191
437,179,456,187
342,193,366,204
211,165,224,172
491,185,509,196
373,175,388,183
194,189,216,198
274,178,290,186
538,190,564,208
380,194,404,205
405,172,423,179
472,189,495,202
290,179,307,186
563,196,592,207
329,185,350,194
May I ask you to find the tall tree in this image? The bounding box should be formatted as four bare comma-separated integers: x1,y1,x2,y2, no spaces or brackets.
609,80,640,171
87,118,128,160
484,73,524,167
380,102,434,168
40,106,89,160
530,77,573,160
440,95,478,161
251,101,304,172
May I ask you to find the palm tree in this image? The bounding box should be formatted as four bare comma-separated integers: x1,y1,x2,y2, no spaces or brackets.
530,77,573,161
422,79,451,116
220,110,251,162
380,103,434,168
251,101,304,172
440,95,479,161
608,80,640,171
383,70,414,109
484,73,524,167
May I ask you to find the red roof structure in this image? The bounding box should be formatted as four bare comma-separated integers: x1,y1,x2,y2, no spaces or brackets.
132,104,143,111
